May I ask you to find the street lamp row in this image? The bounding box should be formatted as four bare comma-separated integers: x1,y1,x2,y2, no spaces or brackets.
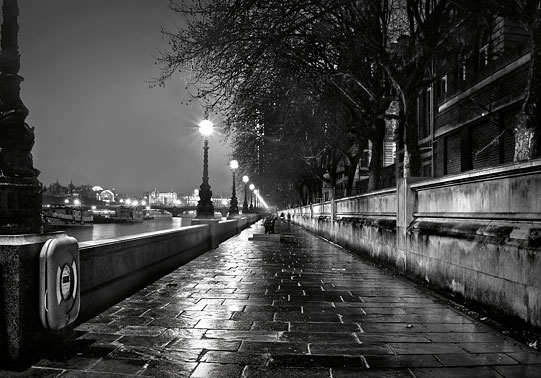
195,116,262,218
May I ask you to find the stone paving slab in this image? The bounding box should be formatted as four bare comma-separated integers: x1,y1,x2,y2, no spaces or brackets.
2,220,541,377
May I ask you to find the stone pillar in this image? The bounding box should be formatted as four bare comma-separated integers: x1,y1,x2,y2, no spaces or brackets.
0,232,70,369
396,178,418,274
330,196,337,239
192,218,220,249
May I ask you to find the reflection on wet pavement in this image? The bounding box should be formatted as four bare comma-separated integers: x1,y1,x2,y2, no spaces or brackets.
4,220,541,377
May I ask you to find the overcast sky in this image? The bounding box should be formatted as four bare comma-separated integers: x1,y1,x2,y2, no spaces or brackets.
16,0,233,196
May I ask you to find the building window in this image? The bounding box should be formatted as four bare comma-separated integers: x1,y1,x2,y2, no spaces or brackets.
426,87,432,135
441,75,448,95
360,149,371,168
479,44,489,67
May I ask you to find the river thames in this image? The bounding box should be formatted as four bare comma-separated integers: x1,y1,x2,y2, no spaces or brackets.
62,217,193,242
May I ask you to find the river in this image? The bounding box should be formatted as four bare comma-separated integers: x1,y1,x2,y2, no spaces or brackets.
62,217,193,242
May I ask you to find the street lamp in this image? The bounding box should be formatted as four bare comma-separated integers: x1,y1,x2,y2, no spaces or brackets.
242,175,249,213
73,199,82,223
249,183,255,211
196,119,214,218
228,160,239,216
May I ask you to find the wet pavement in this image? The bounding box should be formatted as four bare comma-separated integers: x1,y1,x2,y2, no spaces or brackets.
3,220,541,377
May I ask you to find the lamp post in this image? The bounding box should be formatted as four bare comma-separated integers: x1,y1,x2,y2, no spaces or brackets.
242,175,249,213
0,0,41,234
228,160,239,216
249,183,255,211
254,189,259,211
73,199,82,223
196,119,214,218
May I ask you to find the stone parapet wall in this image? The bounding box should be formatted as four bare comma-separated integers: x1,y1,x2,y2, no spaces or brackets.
411,159,541,221
78,214,258,323
0,215,257,368
283,159,541,328
78,225,209,322
336,187,397,218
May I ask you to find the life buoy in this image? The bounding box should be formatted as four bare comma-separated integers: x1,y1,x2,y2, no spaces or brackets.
39,236,80,330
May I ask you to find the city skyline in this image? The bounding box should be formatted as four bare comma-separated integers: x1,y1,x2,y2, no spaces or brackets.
17,0,234,195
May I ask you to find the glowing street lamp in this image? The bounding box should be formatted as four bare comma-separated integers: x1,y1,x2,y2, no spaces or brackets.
249,183,255,211
228,160,239,216
242,175,249,213
196,119,214,218
73,199,82,223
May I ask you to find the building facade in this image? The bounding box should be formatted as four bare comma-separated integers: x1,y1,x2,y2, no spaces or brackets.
419,16,529,177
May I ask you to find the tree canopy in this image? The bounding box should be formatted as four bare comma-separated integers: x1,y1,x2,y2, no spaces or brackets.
159,0,541,206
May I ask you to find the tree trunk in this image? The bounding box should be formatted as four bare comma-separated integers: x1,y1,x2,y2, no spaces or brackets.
403,93,421,177
368,117,385,192
345,155,360,196
514,20,541,161
395,106,405,182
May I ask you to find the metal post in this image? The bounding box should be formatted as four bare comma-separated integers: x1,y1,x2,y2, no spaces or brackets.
242,182,249,213
196,138,214,217
0,0,41,234
229,170,239,215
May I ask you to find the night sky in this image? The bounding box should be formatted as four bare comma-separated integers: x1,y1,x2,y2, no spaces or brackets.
16,0,233,196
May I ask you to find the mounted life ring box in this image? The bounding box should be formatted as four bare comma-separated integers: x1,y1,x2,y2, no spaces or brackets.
39,236,80,330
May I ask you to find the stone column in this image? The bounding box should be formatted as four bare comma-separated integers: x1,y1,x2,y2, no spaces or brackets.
396,178,418,274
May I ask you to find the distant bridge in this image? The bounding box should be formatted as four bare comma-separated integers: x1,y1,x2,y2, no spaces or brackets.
153,205,232,217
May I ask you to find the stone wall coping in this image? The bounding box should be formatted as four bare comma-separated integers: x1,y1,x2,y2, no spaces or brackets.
411,158,541,191
78,225,207,249
0,231,65,245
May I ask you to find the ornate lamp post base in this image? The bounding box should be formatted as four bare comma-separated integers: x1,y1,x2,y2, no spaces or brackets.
0,176,42,234
196,202,215,218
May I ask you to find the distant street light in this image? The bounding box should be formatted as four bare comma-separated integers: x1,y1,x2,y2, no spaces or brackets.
73,199,82,223
196,119,214,218
228,160,239,216
64,199,69,204
242,175,249,213
249,183,255,211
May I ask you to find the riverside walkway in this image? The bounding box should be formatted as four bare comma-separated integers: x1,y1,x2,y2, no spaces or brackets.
3,221,541,377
